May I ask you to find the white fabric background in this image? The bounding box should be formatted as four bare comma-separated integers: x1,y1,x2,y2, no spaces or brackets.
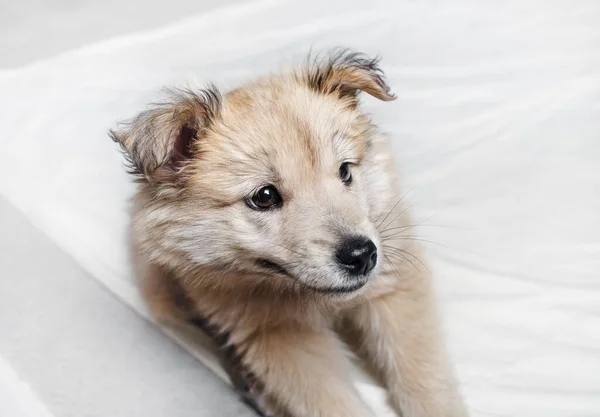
0,0,599,416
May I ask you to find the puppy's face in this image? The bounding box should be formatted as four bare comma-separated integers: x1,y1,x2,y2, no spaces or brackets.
112,52,397,297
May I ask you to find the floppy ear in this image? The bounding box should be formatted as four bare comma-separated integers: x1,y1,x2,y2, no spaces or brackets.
303,50,396,104
109,86,221,183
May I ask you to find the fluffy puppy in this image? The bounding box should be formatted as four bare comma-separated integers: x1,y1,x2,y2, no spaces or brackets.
110,50,467,417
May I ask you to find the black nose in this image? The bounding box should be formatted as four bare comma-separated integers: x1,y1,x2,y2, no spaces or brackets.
335,237,378,276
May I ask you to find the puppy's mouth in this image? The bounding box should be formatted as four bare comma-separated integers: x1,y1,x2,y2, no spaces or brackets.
310,280,367,295
255,259,295,279
255,259,367,296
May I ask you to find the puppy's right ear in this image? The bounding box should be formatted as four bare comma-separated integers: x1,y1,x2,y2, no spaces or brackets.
109,86,221,183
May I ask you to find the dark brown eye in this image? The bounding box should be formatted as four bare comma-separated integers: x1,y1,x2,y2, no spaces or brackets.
339,162,352,184
247,185,283,210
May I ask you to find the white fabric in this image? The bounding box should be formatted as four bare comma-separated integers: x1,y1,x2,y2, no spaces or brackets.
1,0,599,416
0,356,54,417
0,195,255,417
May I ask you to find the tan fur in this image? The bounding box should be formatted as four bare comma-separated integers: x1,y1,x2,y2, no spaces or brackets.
111,51,467,417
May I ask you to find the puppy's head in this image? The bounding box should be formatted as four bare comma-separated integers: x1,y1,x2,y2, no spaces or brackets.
111,51,398,297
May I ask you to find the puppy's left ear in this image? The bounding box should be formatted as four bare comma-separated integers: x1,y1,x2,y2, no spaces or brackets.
304,50,396,104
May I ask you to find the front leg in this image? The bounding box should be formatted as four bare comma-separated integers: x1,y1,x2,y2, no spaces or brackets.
236,324,376,417
347,269,468,417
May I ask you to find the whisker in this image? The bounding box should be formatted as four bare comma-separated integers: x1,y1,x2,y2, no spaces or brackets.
374,191,408,226
381,236,446,248
383,246,429,271
376,186,415,229
384,249,419,271
376,198,403,229
388,253,419,271
379,203,413,233
379,215,431,235
383,253,404,280
379,219,453,235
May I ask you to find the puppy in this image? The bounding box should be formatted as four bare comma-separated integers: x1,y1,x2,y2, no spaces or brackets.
110,50,467,417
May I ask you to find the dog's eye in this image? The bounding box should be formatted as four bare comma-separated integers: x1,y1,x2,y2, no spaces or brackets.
247,185,283,210
339,162,352,185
